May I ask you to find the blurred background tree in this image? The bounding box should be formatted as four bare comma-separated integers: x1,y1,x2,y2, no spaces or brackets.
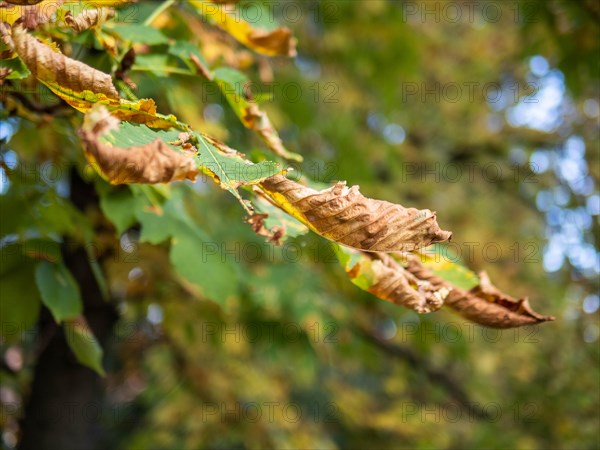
0,1,598,449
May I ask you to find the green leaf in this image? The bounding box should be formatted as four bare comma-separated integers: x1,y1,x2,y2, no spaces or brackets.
108,24,169,45
0,193,30,236
98,184,150,235
213,67,248,97
236,2,280,31
64,318,105,376
212,67,258,125
85,241,110,302
0,244,42,342
97,120,284,211
168,40,208,70
333,244,376,291
136,188,239,304
20,238,61,263
105,122,284,189
212,67,252,116
34,190,91,238
0,56,31,80
253,194,309,241
100,121,182,148
416,246,479,290
132,54,192,77
170,231,238,304
136,204,173,245
35,261,82,323
194,133,283,190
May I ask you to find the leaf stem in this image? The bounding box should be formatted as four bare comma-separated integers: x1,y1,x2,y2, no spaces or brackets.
144,0,177,26
130,66,196,77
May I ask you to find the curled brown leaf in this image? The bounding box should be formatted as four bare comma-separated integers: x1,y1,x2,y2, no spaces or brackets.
246,213,284,245
12,23,119,99
79,106,198,185
247,27,297,58
0,21,13,51
64,8,114,33
243,104,300,161
356,252,448,313
260,175,452,252
249,189,309,243
406,257,555,328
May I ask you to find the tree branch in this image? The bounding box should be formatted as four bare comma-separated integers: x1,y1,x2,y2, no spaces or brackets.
358,327,492,420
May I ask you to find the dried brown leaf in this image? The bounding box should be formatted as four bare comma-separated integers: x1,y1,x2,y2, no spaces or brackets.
12,23,119,99
260,175,452,252
406,258,554,328
0,21,13,50
79,106,198,185
249,189,309,243
246,213,284,245
10,25,179,128
247,27,297,58
6,1,44,4
341,251,448,313
64,8,114,33
192,1,297,57
242,104,299,161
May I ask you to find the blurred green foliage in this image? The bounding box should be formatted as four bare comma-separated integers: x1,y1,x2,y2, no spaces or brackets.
1,1,599,449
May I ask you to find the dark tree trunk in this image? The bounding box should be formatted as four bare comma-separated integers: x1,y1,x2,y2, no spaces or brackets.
18,171,118,450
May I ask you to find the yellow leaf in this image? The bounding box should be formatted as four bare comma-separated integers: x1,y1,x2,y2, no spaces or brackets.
191,1,297,57
1,0,64,28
